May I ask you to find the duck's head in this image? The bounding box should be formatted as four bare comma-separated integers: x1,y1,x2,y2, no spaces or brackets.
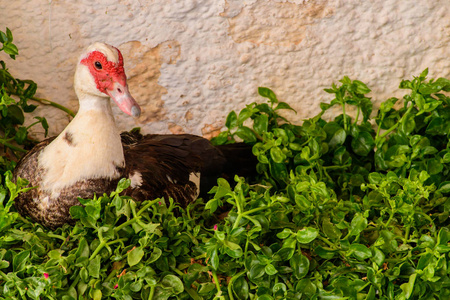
74,42,141,117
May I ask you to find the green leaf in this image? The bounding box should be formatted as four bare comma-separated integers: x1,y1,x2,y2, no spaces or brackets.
224,240,243,258
92,289,102,300
7,105,25,125
349,213,367,237
269,160,288,182
270,146,286,163
290,253,309,279
315,246,337,259
13,250,30,272
253,114,268,135
70,205,87,219
277,228,293,239
238,108,253,125
258,87,278,103
427,158,443,175
351,131,375,156
0,260,9,269
372,247,385,267
322,218,341,240
48,249,64,260
360,97,373,122
275,102,296,112
249,263,266,280
198,282,216,295
400,113,416,135
23,81,37,99
116,178,131,192
225,111,238,129
211,131,229,145
349,243,372,260
148,247,162,264
420,68,429,78
0,31,6,43
265,263,278,275
160,274,184,294
273,247,295,261
353,80,371,94
235,126,257,142
438,181,450,193
232,276,249,299
400,273,416,298
87,255,101,278
128,246,145,266
296,227,319,244
210,249,219,270
324,122,347,148
6,28,13,41
14,126,28,144
273,282,287,296
379,97,398,114
34,116,49,136
3,43,18,56
130,280,143,292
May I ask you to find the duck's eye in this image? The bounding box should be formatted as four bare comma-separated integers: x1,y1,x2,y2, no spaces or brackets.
94,61,102,70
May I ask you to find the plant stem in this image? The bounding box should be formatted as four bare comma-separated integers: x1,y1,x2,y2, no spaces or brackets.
376,102,414,144
8,91,76,117
105,268,119,282
0,139,27,153
242,205,269,216
232,214,242,231
232,189,246,230
193,253,207,261
170,266,185,277
323,164,352,170
318,235,336,248
227,270,246,300
342,102,347,131
90,241,106,260
378,122,399,141
354,106,360,125
375,115,384,142
0,270,7,280
148,286,155,300
211,270,222,299
114,218,138,233
32,95,76,117
26,120,41,130
137,199,161,216
384,212,395,228
46,233,67,241
107,238,127,246
69,275,80,291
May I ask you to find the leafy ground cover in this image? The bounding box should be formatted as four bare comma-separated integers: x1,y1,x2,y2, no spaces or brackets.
1,30,450,299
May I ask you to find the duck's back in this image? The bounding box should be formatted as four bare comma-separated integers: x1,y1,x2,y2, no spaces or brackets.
121,133,227,206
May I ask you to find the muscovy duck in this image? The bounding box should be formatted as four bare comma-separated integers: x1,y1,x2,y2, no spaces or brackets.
13,43,255,229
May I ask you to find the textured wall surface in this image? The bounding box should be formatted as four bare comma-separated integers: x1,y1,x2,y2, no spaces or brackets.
1,0,449,138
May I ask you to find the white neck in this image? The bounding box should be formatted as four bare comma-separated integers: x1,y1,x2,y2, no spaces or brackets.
39,94,125,194
77,94,114,113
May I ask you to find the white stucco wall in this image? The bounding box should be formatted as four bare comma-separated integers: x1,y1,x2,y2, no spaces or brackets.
1,0,449,139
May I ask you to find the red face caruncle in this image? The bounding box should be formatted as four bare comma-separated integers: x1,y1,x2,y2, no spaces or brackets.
80,49,126,94
79,47,141,117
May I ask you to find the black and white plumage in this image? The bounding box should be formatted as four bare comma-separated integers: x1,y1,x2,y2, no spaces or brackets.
13,43,255,229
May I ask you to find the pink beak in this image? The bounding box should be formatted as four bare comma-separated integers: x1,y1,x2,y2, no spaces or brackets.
106,82,141,117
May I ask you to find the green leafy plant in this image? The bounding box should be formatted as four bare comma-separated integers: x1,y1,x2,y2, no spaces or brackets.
0,28,74,176
1,61,450,299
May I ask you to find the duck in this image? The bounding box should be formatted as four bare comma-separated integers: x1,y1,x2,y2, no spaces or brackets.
13,42,256,229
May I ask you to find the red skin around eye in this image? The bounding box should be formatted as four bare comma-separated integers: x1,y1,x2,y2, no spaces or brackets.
80,49,127,93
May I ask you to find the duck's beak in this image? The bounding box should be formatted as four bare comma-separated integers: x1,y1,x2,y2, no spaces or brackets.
106,82,141,117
